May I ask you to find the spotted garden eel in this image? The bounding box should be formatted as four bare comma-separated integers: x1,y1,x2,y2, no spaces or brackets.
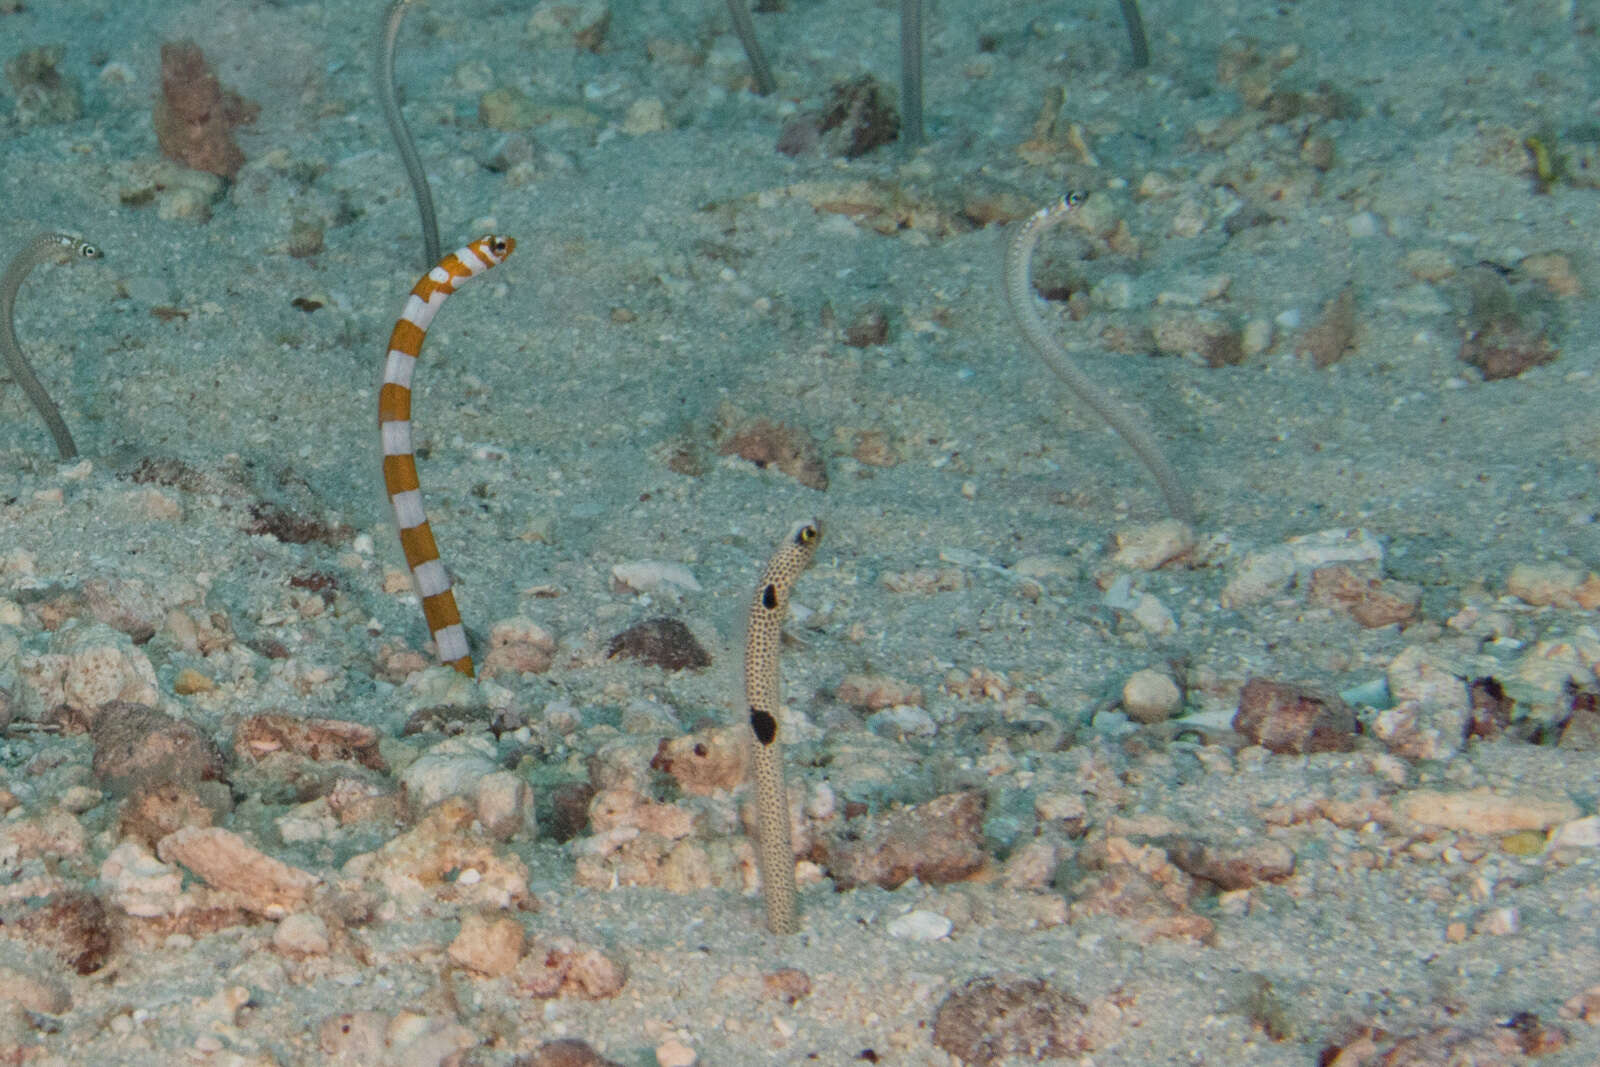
379,234,515,675
1,232,102,461
377,0,442,267
1005,192,1194,525
745,519,822,934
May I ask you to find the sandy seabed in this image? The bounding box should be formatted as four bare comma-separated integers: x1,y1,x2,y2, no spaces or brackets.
1,0,1599,1063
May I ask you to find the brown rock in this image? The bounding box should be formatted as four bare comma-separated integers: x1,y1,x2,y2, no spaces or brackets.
1166,838,1295,890
152,40,259,178
1459,319,1558,380
650,727,745,795
932,975,1090,1066
835,673,924,710
90,702,226,796
481,617,558,676
547,782,596,842
761,967,812,1004
233,714,386,771
1296,286,1357,367
717,417,828,490
823,791,988,890
1233,678,1356,754
448,912,525,977
117,780,228,849
5,892,112,975
605,617,710,671
513,938,627,1000
156,826,318,917
1306,566,1419,628
518,1039,626,1067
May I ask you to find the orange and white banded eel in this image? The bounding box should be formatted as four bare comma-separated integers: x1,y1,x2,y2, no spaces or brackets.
379,234,515,676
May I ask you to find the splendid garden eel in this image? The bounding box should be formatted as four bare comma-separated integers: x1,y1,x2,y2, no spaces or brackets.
0,232,102,461
379,234,515,676
745,519,822,934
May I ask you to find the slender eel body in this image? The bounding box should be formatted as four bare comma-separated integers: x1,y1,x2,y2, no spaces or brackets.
1118,0,1150,68
725,0,776,95
745,519,821,935
898,0,924,149
379,235,515,676
1005,193,1194,526
1,233,102,461
378,0,442,267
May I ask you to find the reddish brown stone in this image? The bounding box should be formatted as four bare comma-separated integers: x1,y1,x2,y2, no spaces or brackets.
5,891,113,975
650,728,744,795
1306,566,1420,628
1233,678,1356,754
932,975,1090,1066
717,417,828,490
822,791,987,890
152,40,259,178
1166,838,1295,890
605,617,710,671
90,702,226,797
233,714,386,772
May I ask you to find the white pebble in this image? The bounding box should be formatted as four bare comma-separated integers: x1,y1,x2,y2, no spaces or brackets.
887,909,953,941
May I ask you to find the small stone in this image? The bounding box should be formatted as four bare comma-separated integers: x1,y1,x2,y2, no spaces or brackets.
1220,546,1297,607
1400,789,1579,833
1551,816,1600,848
1520,251,1581,298
1306,565,1419,628
1233,677,1356,754
273,912,330,957
1506,561,1600,608
0,963,69,1016
91,703,226,796
761,968,812,1004
823,791,987,890
1108,519,1194,571
1122,669,1182,724
522,1040,626,1067
835,673,923,710
1345,211,1381,238
620,96,668,134
654,1039,697,1067
932,976,1090,1065
172,667,215,694
475,771,534,840
649,727,745,795
1167,838,1295,889
481,616,557,676
605,617,711,671
887,909,952,941
1402,248,1456,283
610,560,702,596
448,912,525,977
157,826,318,917
400,735,501,811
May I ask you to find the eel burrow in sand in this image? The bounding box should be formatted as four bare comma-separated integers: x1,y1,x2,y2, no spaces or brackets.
745,519,822,934
378,234,515,676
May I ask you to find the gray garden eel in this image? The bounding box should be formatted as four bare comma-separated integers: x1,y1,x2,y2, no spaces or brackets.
1,232,102,460
378,0,442,267
726,0,776,95
1005,192,1193,525
745,519,821,935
